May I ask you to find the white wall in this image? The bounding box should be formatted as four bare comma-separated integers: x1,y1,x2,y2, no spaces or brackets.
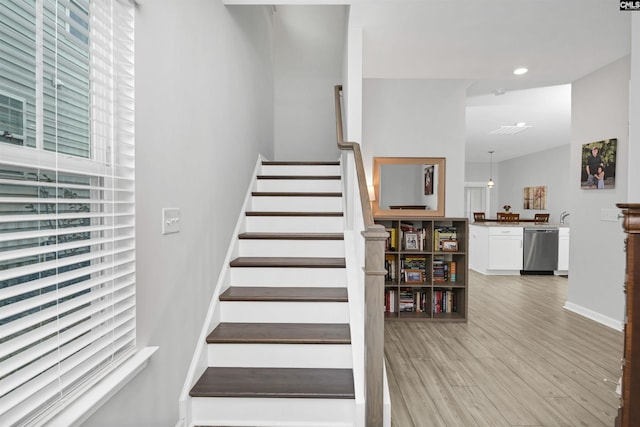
465,146,570,222
273,6,347,161
496,145,571,223
566,56,630,329
83,1,275,425
362,79,468,217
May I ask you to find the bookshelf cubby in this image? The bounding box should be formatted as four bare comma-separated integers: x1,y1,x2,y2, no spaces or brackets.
376,216,468,322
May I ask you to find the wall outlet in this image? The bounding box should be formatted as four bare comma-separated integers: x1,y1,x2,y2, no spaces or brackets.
600,208,621,222
162,208,181,235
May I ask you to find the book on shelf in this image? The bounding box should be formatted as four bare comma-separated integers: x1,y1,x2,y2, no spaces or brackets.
398,222,428,251
400,256,426,283
385,254,397,281
399,288,414,312
433,289,458,314
385,228,397,251
414,289,427,313
434,226,458,252
384,289,396,313
396,287,428,313
433,258,457,283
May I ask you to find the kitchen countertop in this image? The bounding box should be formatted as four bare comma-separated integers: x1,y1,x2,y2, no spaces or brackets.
470,222,569,228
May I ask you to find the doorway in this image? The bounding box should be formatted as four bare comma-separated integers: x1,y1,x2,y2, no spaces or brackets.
464,182,491,222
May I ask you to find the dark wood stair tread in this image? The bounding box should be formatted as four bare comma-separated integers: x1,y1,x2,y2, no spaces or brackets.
238,232,343,240
245,211,343,217
230,257,345,268
251,191,342,197
220,286,348,302
257,175,340,180
189,367,355,399
207,322,351,344
262,161,340,166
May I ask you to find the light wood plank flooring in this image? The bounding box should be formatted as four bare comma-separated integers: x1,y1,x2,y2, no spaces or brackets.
385,271,623,427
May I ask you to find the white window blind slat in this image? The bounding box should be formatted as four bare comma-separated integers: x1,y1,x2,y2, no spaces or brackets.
0,234,133,263
0,176,136,193
0,243,134,285
0,263,135,323
0,282,135,359
1,328,135,426
0,300,135,395
0,0,135,423
0,196,133,205
0,211,134,225
0,296,136,389
0,270,135,343
0,222,133,243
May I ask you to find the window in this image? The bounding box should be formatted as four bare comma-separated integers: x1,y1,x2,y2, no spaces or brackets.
0,93,26,146
0,1,135,425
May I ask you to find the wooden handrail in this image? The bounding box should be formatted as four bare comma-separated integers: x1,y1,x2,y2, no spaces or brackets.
334,84,386,427
334,85,375,228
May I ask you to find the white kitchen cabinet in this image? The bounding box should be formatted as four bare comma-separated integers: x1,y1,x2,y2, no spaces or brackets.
557,227,570,271
469,225,523,274
487,227,523,271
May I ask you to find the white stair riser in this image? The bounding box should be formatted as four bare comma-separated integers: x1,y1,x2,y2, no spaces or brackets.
191,397,355,426
251,196,343,212
238,239,345,258
261,165,341,175
245,216,344,233
230,267,346,287
220,301,349,323
207,343,353,368
256,180,342,193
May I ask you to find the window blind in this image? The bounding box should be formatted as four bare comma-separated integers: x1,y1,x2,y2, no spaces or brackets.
0,1,135,425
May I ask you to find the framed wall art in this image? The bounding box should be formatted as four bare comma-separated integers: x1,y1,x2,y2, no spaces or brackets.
581,138,617,190
523,186,547,210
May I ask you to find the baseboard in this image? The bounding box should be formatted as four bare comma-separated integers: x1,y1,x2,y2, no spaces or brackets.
563,301,623,331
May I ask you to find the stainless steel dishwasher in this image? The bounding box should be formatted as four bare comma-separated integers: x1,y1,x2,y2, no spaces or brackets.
522,227,559,273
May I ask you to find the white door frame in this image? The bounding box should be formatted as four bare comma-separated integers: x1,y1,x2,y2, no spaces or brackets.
464,181,492,218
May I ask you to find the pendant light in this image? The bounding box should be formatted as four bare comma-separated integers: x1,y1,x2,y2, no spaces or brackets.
487,150,495,188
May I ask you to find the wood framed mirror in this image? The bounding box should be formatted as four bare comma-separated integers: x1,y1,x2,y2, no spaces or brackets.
372,157,446,217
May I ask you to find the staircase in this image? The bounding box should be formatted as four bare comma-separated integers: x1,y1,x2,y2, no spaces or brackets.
186,160,359,427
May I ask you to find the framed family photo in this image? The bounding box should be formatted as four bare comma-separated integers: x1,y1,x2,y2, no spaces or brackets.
581,138,617,190
424,165,434,195
405,269,423,283
442,240,458,252
404,232,419,250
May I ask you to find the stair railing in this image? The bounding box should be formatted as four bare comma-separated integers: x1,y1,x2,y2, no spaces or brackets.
334,84,387,427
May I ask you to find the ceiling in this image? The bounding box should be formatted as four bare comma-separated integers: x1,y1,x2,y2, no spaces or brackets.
356,0,631,163
227,0,632,163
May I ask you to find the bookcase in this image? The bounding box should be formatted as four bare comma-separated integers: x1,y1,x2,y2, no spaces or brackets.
375,216,468,322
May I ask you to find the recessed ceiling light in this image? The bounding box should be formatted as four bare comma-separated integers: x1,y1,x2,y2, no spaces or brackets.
513,67,528,75
516,122,527,127
489,125,532,135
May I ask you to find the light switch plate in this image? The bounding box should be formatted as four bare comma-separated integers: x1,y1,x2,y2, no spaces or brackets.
162,208,180,235
600,208,621,222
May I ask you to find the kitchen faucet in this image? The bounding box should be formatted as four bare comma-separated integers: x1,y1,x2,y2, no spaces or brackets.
560,211,570,224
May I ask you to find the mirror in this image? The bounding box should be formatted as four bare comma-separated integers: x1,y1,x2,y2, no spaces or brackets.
372,157,446,217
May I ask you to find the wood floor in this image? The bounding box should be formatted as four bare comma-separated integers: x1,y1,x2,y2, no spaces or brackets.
384,271,624,427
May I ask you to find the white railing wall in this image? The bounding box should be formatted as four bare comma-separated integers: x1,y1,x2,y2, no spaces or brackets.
335,85,388,427
341,149,366,426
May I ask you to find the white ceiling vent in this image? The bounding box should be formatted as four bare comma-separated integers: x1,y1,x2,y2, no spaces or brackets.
489,125,532,135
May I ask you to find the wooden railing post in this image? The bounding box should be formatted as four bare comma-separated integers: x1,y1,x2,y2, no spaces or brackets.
363,224,388,427
335,84,388,426
616,203,640,427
